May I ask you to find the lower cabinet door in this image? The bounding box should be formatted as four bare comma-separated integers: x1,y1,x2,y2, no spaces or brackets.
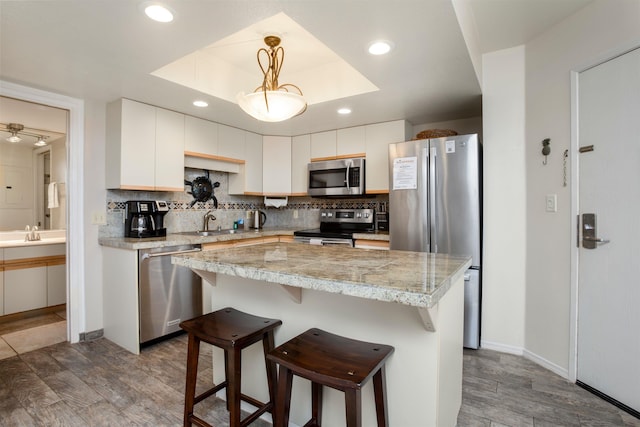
4,266,47,314
47,263,66,306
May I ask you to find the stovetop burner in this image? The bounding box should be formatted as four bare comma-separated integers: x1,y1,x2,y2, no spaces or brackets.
293,208,375,240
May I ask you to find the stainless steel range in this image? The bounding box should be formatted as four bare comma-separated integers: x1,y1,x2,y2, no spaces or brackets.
294,208,375,246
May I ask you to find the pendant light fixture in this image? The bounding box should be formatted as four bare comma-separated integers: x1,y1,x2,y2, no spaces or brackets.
5,123,24,143
237,35,307,122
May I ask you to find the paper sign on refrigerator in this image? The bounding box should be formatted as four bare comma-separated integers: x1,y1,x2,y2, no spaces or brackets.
392,157,418,190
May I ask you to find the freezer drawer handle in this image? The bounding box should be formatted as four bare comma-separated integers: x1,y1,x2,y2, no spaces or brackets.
141,248,201,260
464,274,471,281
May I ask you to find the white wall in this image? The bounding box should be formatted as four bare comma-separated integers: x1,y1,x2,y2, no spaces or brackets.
82,100,107,333
481,46,527,352
523,0,640,373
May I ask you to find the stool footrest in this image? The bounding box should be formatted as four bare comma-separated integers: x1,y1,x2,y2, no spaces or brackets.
195,381,227,405
188,414,214,427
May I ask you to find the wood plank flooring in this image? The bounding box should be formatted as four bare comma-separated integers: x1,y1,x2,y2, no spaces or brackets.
0,331,638,426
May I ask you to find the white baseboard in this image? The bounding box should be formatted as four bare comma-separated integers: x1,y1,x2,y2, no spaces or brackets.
523,349,569,379
480,339,524,355
479,340,570,380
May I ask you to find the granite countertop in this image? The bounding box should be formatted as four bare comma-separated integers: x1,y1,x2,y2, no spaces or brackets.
99,227,390,250
98,227,301,250
172,242,470,309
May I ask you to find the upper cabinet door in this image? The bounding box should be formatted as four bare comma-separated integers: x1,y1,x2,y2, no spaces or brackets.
155,108,185,191
337,126,366,158
291,134,311,195
365,120,410,193
310,130,337,161
106,99,156,190
184,115,218,156
218,124,245,161
263,136,291,195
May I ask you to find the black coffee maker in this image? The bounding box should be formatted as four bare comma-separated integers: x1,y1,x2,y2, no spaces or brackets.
125,200,169,238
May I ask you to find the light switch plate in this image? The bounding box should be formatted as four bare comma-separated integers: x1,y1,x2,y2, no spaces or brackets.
545,194,557,212
91,211,107,225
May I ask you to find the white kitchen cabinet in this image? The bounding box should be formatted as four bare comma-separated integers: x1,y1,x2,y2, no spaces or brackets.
291,134,311,195
337,126,366,157
184,115,218,156
229,131,263,195
310,130,337,161
263,136,291,195
47,261,66,306
364,120,411,193
155,108,185,191
4,264,47,314
218,124,245,160
103,246,140,354
106,99,184,191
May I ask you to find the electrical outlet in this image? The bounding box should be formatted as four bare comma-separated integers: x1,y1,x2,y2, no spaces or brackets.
91,211,107,225
293,209,299,219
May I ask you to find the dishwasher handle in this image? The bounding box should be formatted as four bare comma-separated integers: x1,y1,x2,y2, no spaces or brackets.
141,247,201,261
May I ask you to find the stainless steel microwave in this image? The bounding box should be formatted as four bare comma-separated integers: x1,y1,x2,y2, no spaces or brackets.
307,158,366,197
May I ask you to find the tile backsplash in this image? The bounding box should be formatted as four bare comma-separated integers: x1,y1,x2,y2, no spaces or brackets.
101,169,387,237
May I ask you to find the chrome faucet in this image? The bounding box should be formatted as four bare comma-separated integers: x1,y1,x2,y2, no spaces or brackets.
24,225,41,242
202,210,216,231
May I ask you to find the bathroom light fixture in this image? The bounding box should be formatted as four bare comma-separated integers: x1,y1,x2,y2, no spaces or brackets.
368,40,393,55
144,4,174,22
193,100,208,107
237,35,307,122
2,123,53,145
5,123,24,143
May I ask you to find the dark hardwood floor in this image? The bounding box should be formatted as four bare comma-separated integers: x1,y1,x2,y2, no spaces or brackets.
0,323,638,426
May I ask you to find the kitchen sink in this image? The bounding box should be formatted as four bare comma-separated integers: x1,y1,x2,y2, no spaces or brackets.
176,229,247,236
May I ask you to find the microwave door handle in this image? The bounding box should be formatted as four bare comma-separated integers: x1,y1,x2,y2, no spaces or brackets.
345,161,350,190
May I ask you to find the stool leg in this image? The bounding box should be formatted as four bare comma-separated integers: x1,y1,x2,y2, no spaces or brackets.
373,366,389,427
183,334,201,427
274,366,294,427
262,331,278,411
227,348,242,427
223,350,231,411
344,388,362,427
311,382,323,426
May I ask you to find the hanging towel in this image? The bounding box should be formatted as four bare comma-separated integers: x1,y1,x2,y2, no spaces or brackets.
48,182,59,209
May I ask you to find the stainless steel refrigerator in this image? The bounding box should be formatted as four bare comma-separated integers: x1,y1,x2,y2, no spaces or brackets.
388,134,482,348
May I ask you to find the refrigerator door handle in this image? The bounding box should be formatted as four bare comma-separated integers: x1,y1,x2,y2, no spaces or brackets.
429,145,437,252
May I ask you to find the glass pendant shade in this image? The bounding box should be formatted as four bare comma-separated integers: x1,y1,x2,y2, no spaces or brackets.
237,91,306,122
7,134,21,143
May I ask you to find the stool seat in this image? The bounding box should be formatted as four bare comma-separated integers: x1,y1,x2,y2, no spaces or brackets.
180,307,282,427
268,328,394,427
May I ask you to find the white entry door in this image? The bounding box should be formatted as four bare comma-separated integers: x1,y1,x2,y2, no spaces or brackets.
577,47,640,414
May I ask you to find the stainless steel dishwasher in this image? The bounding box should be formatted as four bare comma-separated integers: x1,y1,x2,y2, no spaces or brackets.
139,244,202,345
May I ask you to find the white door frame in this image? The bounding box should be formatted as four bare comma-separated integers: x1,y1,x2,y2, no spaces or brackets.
0,80,85,343
569,43,640,382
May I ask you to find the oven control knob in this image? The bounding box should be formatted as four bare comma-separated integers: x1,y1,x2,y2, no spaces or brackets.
356,213,362,218
321,212,327,217
327,212,333,217
364,213,370,218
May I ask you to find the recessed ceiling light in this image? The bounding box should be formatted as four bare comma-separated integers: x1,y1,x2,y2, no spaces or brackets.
193,100,209,108
368,40,393,55
144,4,174,23
337,108,352,115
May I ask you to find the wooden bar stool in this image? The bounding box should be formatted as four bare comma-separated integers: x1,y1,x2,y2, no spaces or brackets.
267,328,394,427
179,307,282,427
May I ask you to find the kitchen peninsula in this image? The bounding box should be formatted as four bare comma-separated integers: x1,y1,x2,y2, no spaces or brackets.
172,242,471,427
